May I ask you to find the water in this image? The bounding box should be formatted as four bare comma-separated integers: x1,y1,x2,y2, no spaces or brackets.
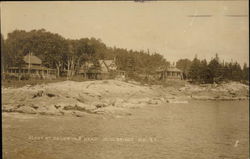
2,100,249,159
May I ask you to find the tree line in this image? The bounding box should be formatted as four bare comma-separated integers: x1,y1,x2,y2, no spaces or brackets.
1,29,248,84
176,54,249,84
1,29,168,78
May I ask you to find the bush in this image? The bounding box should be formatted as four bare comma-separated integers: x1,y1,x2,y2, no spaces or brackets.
20,74,30,80
4,73,18,80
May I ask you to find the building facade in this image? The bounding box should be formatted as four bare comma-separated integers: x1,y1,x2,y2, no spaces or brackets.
156,66,183,80
79,59,126,80
6,54,56,79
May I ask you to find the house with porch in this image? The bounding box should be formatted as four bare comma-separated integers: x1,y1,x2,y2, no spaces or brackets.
156,66,183,80
6,53,56,79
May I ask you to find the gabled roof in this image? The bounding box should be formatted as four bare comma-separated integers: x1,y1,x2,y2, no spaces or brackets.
23,54,42,65
99,60,117,71
104,60,114,66
98,60,115,66
79,60,117,73
156,66,168,72
166,67,182,72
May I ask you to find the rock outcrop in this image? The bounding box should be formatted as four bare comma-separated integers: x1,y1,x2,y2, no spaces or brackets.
2,80,248,117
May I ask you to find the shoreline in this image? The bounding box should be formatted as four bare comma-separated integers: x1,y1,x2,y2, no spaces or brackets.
2,80,249,116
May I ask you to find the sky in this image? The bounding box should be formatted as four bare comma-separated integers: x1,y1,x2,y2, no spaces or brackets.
1,1,249,66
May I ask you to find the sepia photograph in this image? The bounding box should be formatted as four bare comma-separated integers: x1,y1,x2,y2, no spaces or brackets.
1,1,249,159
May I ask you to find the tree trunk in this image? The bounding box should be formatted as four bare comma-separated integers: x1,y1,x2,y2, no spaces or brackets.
76,58,81,76
56,66,60,77
56,62,61,77
18,68,21,81
67,59,71,80
70,59,75,77
2,64,5,80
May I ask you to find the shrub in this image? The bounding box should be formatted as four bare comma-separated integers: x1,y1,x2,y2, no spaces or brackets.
4,73,18,80
20,74,30,80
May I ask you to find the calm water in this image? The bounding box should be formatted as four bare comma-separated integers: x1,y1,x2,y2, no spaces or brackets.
2,100,249,159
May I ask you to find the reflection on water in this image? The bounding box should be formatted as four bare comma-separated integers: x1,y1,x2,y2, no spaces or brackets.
3,100,249,159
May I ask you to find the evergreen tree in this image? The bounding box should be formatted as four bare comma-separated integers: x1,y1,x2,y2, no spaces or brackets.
231,62,242,81
176,58,192,79
1,34,5,75
242,63,249,81
208,54,223,83
199,59,211,83
188,55,201,82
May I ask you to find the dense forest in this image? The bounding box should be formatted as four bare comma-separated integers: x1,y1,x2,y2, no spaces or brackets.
1,29,249,84
176,54,249,84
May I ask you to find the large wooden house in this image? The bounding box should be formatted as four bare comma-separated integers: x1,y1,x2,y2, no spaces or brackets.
6,53,56,79
79,59,126,80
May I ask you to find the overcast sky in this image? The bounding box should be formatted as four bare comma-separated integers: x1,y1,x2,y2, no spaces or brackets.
1,1,248,65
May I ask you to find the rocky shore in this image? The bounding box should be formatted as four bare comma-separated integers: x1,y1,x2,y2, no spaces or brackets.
2,80,249,117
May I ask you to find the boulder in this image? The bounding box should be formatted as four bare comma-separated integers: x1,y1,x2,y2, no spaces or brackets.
16,106,37,114
166,99,188,104
92,102,108,108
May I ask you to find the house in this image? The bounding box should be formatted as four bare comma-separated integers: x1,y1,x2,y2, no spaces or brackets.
97,60,117,79
79,59,126,80
99,60,117,72
6,53,56,79
156,66,183,80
